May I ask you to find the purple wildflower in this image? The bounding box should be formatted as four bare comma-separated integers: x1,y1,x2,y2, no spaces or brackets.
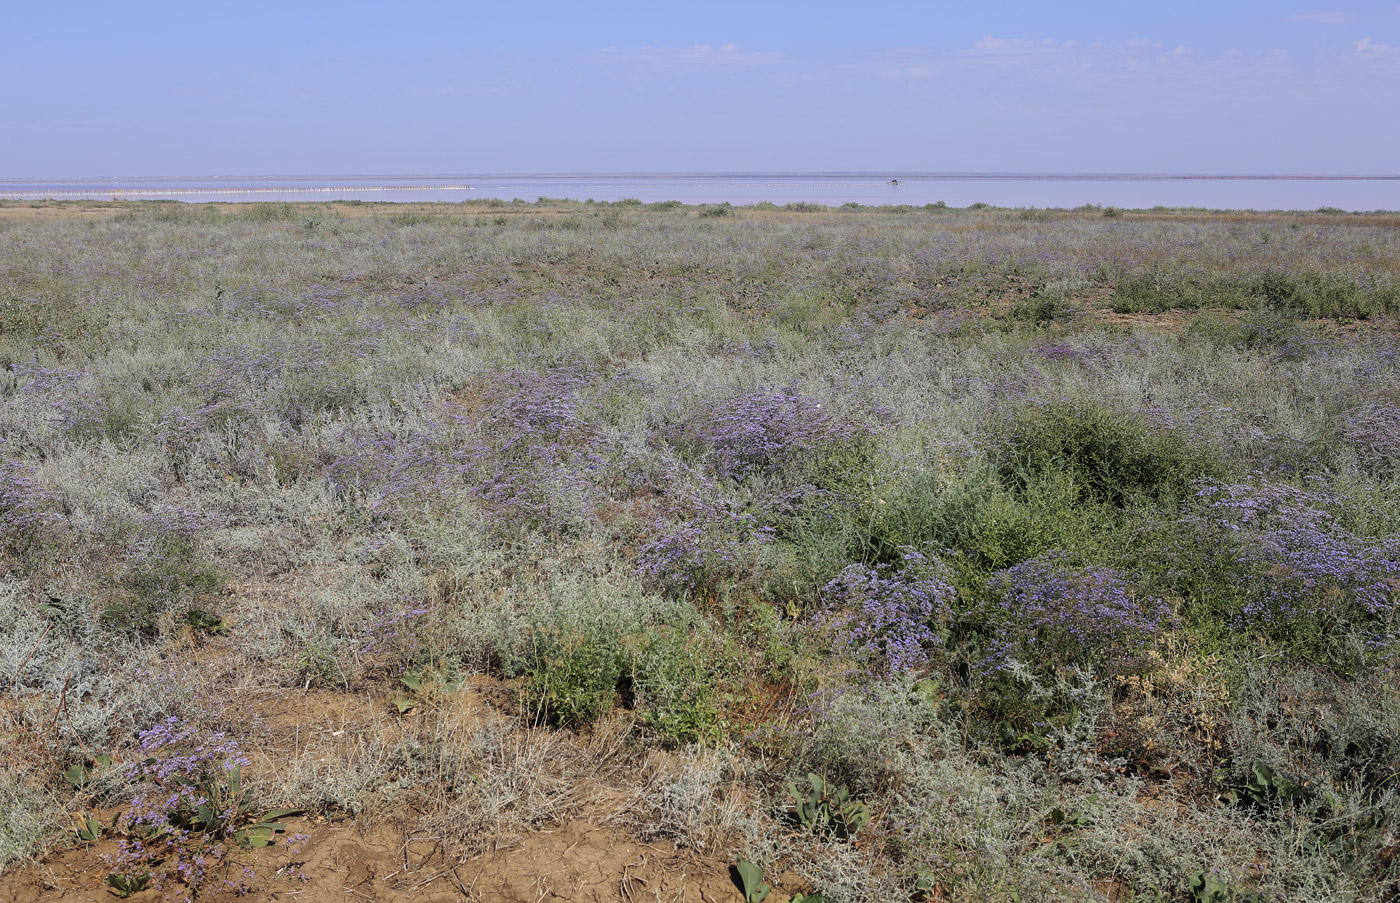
985,553,1172,673
821,550,954,675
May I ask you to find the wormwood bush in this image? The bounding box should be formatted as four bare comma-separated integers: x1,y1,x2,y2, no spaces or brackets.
0,772,54,871
993,399,1219,507
1223,665,1400,893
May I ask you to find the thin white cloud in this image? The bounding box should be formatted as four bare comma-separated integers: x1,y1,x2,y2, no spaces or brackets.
970,36,1075,55
1290,9,1361,23
1354,36,1399,52
864,37,1301,82
585,44,786,71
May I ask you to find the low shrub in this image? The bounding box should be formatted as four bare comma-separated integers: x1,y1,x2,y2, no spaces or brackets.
632,621,720,744
519,612,629,727
1189,480,1400,669
1113,268,1396,318
0,772,54,872
993,400,1219,507
1223,665,1400,890
819,549,954,675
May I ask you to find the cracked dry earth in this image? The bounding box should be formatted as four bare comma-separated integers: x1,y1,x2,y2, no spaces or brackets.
0,818,746,903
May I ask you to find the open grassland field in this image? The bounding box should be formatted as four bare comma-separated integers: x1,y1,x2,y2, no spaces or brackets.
2,198,1400,903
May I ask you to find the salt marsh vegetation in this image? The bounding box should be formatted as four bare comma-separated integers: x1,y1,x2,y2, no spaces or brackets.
1,198,1399,902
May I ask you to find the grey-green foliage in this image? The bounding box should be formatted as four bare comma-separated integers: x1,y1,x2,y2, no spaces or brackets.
0,772,55,872
0,579,179,753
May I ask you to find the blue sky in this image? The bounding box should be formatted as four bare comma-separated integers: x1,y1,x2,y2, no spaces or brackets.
2,1,1397,176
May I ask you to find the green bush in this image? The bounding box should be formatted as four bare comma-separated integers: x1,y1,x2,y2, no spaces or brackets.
102,536,225,638
992,400,1219,508
1185,310,1303,352
1009,292,1078,326
1114,268,1396,318
632,622,720,744
519,614,628,727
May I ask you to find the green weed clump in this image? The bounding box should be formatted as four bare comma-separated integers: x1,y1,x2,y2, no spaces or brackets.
1113,268,1398,318
992,399,1220,507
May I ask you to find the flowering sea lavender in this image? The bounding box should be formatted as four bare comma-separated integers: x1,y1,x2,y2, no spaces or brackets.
104,718,252,901
1195,480,1400,636
634,494,770,595
984,553,1173,673
686,388,856,481
821,550,955,675
0,457,60,550
102,716,309,900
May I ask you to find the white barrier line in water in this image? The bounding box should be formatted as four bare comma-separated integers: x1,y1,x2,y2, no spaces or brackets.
0,185,474,199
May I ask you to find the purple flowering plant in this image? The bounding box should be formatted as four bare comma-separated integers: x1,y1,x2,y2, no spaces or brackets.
820,549,955,675
677,388,858,482
983,552,1174,674
101,718,303,901
1192,480,1400,658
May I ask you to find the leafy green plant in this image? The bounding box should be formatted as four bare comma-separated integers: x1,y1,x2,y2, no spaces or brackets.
788,772,871,839
1048,793,1100,828
392,673,427,714
731,858,770,903
62,753,114,789
632,624,720,744
1187,870,1248,903
1224,761,1301,810
993,399,1218,507
106,873,150,898
74,811,117,843
520,618,627,727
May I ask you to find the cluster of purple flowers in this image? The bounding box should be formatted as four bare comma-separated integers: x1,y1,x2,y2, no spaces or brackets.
1196,480,1400,632
821,550,954,675
105,718,253,901
984,553,1172,673
634,488,772,594
685,388,856,480
0,457,60,548
467,369,606,532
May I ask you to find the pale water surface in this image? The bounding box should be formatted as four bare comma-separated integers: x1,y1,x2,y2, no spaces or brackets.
2,174,1398,211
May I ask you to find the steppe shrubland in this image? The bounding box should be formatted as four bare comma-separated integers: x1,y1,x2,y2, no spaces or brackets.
2,199,1399,901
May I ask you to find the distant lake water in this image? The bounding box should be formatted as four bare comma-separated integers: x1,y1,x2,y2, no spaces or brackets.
3,174,1399,211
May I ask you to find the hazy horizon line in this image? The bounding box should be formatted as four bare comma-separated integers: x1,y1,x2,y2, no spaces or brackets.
6,171,1400,183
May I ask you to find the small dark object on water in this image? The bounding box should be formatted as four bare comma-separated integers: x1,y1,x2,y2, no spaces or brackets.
888,179,902,186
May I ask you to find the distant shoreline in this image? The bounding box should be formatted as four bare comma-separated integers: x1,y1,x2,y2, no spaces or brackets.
4,172,1400,184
